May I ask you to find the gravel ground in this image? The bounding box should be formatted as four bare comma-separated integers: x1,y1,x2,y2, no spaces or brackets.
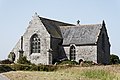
0,74,10,80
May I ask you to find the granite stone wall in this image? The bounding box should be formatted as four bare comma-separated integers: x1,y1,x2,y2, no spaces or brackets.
12,14,51,65
63,45,97,63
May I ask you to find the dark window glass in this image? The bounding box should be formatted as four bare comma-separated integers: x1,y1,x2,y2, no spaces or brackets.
31,34,40,54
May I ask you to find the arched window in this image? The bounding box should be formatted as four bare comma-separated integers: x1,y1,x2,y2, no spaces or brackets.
30,34,40,54
70,45,76,61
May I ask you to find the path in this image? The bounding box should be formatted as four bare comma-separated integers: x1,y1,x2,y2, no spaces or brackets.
0,74,10,80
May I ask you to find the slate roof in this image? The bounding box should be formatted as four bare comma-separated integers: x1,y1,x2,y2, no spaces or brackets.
60,24,102,45
38,15,103,45
39,17,74,38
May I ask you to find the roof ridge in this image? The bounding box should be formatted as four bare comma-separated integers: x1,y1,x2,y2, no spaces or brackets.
60,24,101,27
59,24,102,29
78,24,101,26
39,16,75,26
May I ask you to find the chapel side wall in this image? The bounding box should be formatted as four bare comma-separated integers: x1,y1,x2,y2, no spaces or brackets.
76,46,97,63
63,45,97,63
97,26,110,64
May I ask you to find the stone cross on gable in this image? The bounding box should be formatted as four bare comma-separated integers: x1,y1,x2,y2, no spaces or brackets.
35,12,38,16
77,20,80,25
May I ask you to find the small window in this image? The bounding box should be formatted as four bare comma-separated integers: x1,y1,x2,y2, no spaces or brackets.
30,34,41,54
70,45,76,61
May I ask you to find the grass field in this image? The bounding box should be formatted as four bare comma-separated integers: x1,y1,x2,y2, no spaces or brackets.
2,65,120,80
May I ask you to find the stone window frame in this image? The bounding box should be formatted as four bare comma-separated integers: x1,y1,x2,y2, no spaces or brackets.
69,44,76,61
30,34,41,54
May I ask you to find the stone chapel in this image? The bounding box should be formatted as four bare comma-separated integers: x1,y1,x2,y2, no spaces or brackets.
10,13,110,65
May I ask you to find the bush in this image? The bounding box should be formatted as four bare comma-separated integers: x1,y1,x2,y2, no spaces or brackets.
0,59,13,64
8,64,31,71
0,63,75,72
81,61,94,67
30,65,40,71
30,65,58,71
17,56,31,65
57,60,78,65
0,65,13,73
84,61,93,64
110,54,120,64
5,64,57,71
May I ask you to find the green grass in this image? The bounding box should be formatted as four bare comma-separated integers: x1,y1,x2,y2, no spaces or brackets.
81,69,116,80
2,65,120,80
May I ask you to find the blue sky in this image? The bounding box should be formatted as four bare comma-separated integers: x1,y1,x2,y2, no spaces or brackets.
0,0,120,60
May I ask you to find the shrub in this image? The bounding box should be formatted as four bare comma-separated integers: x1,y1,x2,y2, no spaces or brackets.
84,61,93,64
57,60,78,65
82,61,93,67
110,54,120,64
17,56,31,65
0,59,13,64
0,65,13,73
30,65,40,71
7,64,31,71
5,64,58,71
30,65,58,71
43,65,58,71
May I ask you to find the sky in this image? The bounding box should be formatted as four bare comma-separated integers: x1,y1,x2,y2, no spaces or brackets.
0,0,120,60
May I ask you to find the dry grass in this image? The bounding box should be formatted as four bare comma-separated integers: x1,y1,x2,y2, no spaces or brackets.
2,65,120,80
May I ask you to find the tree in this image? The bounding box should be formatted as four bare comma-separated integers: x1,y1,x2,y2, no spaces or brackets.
110,54,120,64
